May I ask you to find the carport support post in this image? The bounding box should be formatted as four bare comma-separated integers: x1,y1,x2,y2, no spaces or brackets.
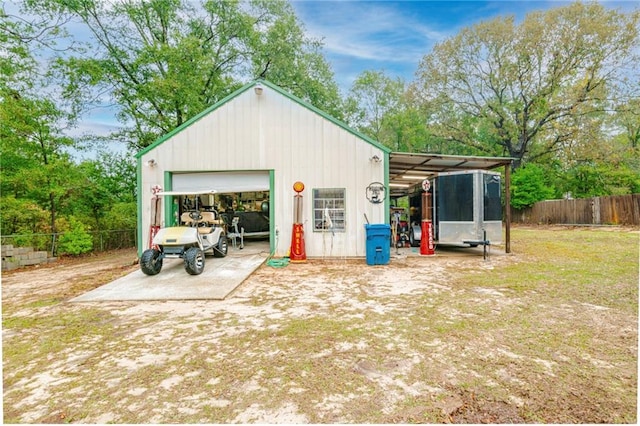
505,164,511,254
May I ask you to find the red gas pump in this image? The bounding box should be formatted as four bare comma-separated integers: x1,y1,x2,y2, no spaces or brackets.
289,181,307,262
420,179,435,256
148,185,162,249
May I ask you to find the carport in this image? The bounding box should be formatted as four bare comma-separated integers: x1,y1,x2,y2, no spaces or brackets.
387,152,513,253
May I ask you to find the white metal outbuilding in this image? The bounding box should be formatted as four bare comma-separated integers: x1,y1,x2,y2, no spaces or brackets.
136,79,391,258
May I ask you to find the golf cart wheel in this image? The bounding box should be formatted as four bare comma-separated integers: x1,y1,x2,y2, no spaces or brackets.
213,234,228,258
140,249,163,275
184,247,205,275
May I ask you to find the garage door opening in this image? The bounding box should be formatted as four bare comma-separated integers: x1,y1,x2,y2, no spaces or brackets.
171,171,272,253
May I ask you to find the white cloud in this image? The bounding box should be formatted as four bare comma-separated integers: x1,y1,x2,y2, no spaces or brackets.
293,2,450,64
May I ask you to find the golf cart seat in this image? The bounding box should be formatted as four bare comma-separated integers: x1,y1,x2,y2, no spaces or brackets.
181,211,224,234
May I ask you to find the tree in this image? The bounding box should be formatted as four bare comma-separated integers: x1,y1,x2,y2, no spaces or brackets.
249,1,343,119
67,153,136,228
346,71,405,141
346,70,431,151
1,5,81,235
43,0,343,150
564,163,640,198
412,2,640,170
616,97,640,150
0,95,81,235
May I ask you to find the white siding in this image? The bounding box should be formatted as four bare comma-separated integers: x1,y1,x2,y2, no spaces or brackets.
140,85,386,257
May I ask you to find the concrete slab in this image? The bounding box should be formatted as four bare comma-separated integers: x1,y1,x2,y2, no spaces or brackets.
71,241,270,302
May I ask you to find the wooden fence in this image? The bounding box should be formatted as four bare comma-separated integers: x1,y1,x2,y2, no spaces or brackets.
512,194,640,226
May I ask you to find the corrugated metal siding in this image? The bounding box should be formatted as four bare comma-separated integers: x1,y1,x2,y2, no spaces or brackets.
141,86,386,257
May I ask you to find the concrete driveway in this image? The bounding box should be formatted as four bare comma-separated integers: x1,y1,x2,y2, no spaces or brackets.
71,241,269,302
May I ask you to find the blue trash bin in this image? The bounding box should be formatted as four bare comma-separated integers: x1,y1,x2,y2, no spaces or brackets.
364,224,391,265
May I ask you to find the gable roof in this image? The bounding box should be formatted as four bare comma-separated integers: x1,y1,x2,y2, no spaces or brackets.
136,79,390,158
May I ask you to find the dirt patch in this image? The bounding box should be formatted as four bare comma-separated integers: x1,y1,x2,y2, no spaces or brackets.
2,249,139,306
2,228,638,423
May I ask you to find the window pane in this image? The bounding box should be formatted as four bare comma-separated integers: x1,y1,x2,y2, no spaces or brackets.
313,188,346,232
483,174,502,221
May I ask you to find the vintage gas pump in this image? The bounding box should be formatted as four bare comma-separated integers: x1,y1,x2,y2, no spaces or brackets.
420,179,435,256
149,185,162,249
289,181,307,262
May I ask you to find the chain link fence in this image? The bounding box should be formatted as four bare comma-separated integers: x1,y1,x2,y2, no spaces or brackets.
1,229,137,256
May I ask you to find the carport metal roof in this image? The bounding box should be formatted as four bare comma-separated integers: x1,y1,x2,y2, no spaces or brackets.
388,152,513,192
388,152,514,253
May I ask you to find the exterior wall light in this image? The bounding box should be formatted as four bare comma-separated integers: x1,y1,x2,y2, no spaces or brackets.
254,84,263,95
146,159,157,167
370,155,382,163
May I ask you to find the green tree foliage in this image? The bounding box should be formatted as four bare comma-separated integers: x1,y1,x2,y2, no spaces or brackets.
0,94,81,234
565,163,640,198
346,70,431,151
1,6,137,244
102,202,138,231
412,2,640,170
43,0,342,150
66,153,136,228
614,96,640,163
0,196,49,236
57,217,93,256
510,164,556,209
249,0,342,119
346,71,405,142
1,6,80,234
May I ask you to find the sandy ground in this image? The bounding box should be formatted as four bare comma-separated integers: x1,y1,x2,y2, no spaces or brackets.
2,231,637,423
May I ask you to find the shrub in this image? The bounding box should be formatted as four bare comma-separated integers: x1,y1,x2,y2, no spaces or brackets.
510,164,556,209
57,218,93,256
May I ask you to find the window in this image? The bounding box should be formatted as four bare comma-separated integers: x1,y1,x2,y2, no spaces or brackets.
483,174,502,221
313,188,346,232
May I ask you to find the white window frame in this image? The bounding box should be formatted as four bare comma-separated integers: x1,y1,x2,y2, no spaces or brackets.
312,188,346,232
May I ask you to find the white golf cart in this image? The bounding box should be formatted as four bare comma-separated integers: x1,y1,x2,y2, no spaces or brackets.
141,190,228,276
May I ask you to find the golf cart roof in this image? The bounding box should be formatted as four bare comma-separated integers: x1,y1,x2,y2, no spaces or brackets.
157,190,217,196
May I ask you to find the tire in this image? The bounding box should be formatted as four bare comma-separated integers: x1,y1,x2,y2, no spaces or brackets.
184,247,205,275
140,249,163,275
213,234,228,258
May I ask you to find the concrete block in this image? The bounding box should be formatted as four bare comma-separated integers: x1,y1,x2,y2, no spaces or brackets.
1,260,19,271
28,251,47,260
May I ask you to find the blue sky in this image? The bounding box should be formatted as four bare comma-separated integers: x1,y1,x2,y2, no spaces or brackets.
12,0,633,144
290,0,637,91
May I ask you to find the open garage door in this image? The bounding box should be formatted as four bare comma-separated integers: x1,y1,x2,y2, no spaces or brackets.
171,171,271,241
172,171,270,193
